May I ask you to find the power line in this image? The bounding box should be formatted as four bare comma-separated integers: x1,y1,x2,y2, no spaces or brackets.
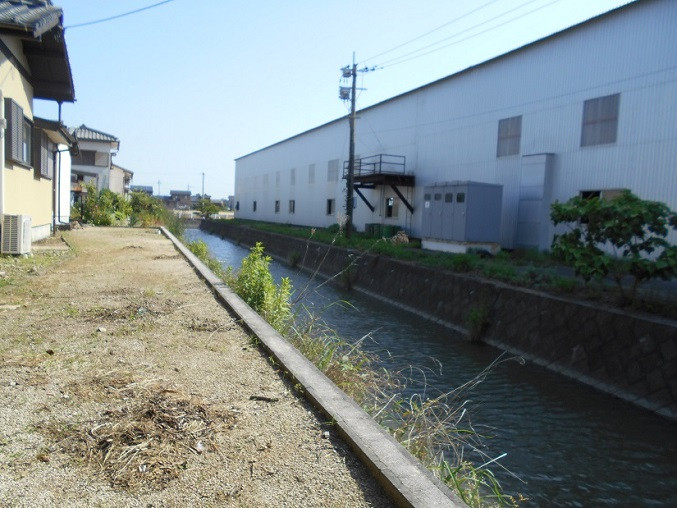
361,0,502,65
378,0,561,69
65,0,176,29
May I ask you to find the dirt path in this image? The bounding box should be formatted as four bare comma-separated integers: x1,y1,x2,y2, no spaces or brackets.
0,227,388,507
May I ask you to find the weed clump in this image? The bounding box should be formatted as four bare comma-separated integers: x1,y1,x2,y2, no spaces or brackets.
188,238,519,505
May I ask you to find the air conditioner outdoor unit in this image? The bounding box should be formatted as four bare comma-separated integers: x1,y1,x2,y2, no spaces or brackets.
1,214,31,255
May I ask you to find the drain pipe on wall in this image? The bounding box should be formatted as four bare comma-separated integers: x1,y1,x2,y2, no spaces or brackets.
0,91,5,218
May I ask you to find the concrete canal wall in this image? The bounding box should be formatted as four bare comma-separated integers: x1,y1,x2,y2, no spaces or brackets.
200,220,677,420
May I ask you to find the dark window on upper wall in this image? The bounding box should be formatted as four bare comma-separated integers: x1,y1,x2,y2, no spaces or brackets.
289,200,295,214
71,150,96,165
444,193,453,203
253,201,257,212
274,200,280,213
581,93,620,147
497,115,522,157
326,198,335,215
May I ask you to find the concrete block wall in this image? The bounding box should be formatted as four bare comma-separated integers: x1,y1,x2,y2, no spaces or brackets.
201,220,677,419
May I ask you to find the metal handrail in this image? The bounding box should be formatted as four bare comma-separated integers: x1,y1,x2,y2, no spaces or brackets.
343,154,406,178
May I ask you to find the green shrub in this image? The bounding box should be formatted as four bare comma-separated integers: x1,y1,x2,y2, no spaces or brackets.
230,242,292,332
551,190,677,303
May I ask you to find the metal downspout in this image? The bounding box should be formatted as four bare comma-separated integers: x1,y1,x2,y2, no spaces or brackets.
0,91,5,218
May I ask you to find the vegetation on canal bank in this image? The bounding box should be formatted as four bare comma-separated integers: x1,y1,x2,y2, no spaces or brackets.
186,238,521,506
219,213,676,318
71,184,185,237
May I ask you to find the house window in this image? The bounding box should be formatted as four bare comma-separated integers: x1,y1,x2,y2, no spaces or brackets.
581,93,620,147
457,192,466,203
71,150,96,166
434,193,441,201
308,164,315,184
289,200,295,214
290,168,296,186
444,193,453,203
385,197,399,218
326,198,335,215
22,119,32,165
274,200,280,213
327,159,339,182
32,130,53,180
4,98,32,167
497,115,521,157
253,201,257,212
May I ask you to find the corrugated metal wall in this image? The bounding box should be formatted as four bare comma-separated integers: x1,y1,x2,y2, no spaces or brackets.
235,0,677,248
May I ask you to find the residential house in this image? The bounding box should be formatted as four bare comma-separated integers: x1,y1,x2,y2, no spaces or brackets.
168,190,191,210
0,0,76,244
69,124,119,203
235,0,677,251
109,163,133,197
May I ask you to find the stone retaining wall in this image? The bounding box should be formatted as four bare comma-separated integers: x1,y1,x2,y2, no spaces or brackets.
201,220,677,420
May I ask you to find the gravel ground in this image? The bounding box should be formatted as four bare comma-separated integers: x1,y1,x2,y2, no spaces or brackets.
0,227,390,507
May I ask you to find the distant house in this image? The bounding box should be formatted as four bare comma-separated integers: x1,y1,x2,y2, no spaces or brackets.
169,190,191,210
110,163,133,197
69,124,119,203
130,185,153,195
0,0,76,244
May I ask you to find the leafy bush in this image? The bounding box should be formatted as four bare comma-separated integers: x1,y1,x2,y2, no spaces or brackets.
551,190,676,303
129,192,185,237
230,242,292,332
80,184,132,226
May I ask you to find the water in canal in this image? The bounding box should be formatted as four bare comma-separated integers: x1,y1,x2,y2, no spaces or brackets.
185,229,676,506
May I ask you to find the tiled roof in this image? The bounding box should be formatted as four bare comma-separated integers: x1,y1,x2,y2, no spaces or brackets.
0,1,61,38
70,124,119,143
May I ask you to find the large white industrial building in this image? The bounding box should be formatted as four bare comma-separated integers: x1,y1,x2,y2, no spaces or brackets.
234,0,677,251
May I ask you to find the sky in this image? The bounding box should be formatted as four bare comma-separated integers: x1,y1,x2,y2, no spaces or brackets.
34,0,634,199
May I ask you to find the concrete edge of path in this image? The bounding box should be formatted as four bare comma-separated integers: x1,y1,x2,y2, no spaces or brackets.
160,227,464,508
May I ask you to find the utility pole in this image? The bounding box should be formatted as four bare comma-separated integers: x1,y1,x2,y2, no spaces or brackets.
201,172,205,197
342,53,358,238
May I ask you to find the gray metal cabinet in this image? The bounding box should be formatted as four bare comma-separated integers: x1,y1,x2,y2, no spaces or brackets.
422,181,502,242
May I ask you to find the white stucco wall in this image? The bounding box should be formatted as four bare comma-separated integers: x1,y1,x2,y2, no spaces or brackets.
235,0,677,249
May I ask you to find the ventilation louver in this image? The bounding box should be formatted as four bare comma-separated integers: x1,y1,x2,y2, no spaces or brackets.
1,214,31,255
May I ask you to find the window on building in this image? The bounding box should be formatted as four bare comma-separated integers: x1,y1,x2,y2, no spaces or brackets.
289,199,295,214
4,98,32,167
326,198,335,215
327,159,339,182
71,150,96,166
434,193,441,201
385,197,399,218
456,192,466,203
424,193,431,201
235,201,240,211
496,115,522,157
444,193,453,203
253,201,257,212
32,130,53,180
581,93,620,147
274,200,280,213
308,164,315,184
290,168,296,185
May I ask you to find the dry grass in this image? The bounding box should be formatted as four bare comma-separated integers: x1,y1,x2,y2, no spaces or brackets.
42,373,234,490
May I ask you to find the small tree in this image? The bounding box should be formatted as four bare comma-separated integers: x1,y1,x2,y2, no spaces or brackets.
550,190,677,303
196,198,221,219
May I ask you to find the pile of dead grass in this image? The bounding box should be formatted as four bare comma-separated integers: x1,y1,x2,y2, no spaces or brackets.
44,375,234,490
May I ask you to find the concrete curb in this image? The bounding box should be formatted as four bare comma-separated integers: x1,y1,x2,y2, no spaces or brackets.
161,227,464,508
